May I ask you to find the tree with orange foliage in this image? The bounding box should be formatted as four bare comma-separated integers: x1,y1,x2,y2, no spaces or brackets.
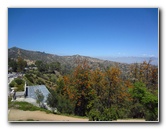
130,60,158,93
104,66,122,108
63,59,92,116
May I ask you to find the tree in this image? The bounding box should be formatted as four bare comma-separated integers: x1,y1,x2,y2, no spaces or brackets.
129,81,158,120
130,63,139,83
63,59,92,116
8,58,18,72
130,60,158,92
46,90,58,108
47,88,74,114
87,68,105,120
17,57,27,72
129,82,146,118
35,60,48,72
104,66,122,108
72,60,92,116
49,62,61,73
35,89,44,105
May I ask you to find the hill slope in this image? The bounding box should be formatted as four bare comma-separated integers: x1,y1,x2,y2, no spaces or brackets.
8,47,127,70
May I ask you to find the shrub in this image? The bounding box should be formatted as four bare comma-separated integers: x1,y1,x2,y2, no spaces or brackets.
100,108,118,121
17,84,24,91
25,74,34,83
9,81,15,87
35,89,44,104
15,78,24,85
36,79,44,85
9,78,25,91
88,109,100,121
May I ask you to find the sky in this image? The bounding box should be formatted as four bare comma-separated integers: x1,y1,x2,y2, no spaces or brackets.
8,8,158,58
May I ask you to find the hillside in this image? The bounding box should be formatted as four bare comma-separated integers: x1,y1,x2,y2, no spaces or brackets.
8,47,158,121
8,47,130,71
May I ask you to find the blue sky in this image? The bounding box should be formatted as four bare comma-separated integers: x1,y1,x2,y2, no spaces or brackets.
8,8,158,57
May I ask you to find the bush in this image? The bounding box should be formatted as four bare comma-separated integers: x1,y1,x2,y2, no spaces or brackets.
17,84,24,91
15,78,24,85
57,97,74,114
25,74,34,83
9,81,15,87
9,78,25,91
36,79,44,85
144,109,158,121
88,109,100,121
50,75,57,83
116,107,131,119
46,91,58,109
46,90,74,114
100,108,118,121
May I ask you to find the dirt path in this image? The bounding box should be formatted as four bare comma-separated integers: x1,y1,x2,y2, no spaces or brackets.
8,109,146,122
8,109,89,122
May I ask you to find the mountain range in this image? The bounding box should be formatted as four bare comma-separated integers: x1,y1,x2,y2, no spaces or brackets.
8,47,158,65
8,47,133,74
8,47,158,75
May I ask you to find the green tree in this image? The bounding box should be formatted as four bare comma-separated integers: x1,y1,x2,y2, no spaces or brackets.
8,58,18,72
49,62,61,73
46,90,58,108
87,69,105,120
35,60,48,72
17,57,27,72
142,89,158,121
47,88,74,114
35,89,44,104
129,81,158,121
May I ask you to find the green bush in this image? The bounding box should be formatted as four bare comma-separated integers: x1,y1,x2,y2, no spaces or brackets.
57,97,74,114
35,89,44,104
100,108,118,121
50,75,57,83
116,107,131,119
88,109,100,121
15,78,24,85
25,74,34,83
9,81,15,87
17,84,24,91
144,110,158,121
46,90,74,114
36,79,44,85
9,78,25,91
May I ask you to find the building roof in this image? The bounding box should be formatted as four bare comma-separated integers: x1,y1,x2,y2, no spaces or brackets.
26,85,50,103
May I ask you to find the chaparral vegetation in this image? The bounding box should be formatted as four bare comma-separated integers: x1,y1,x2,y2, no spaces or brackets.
8,48,158,121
